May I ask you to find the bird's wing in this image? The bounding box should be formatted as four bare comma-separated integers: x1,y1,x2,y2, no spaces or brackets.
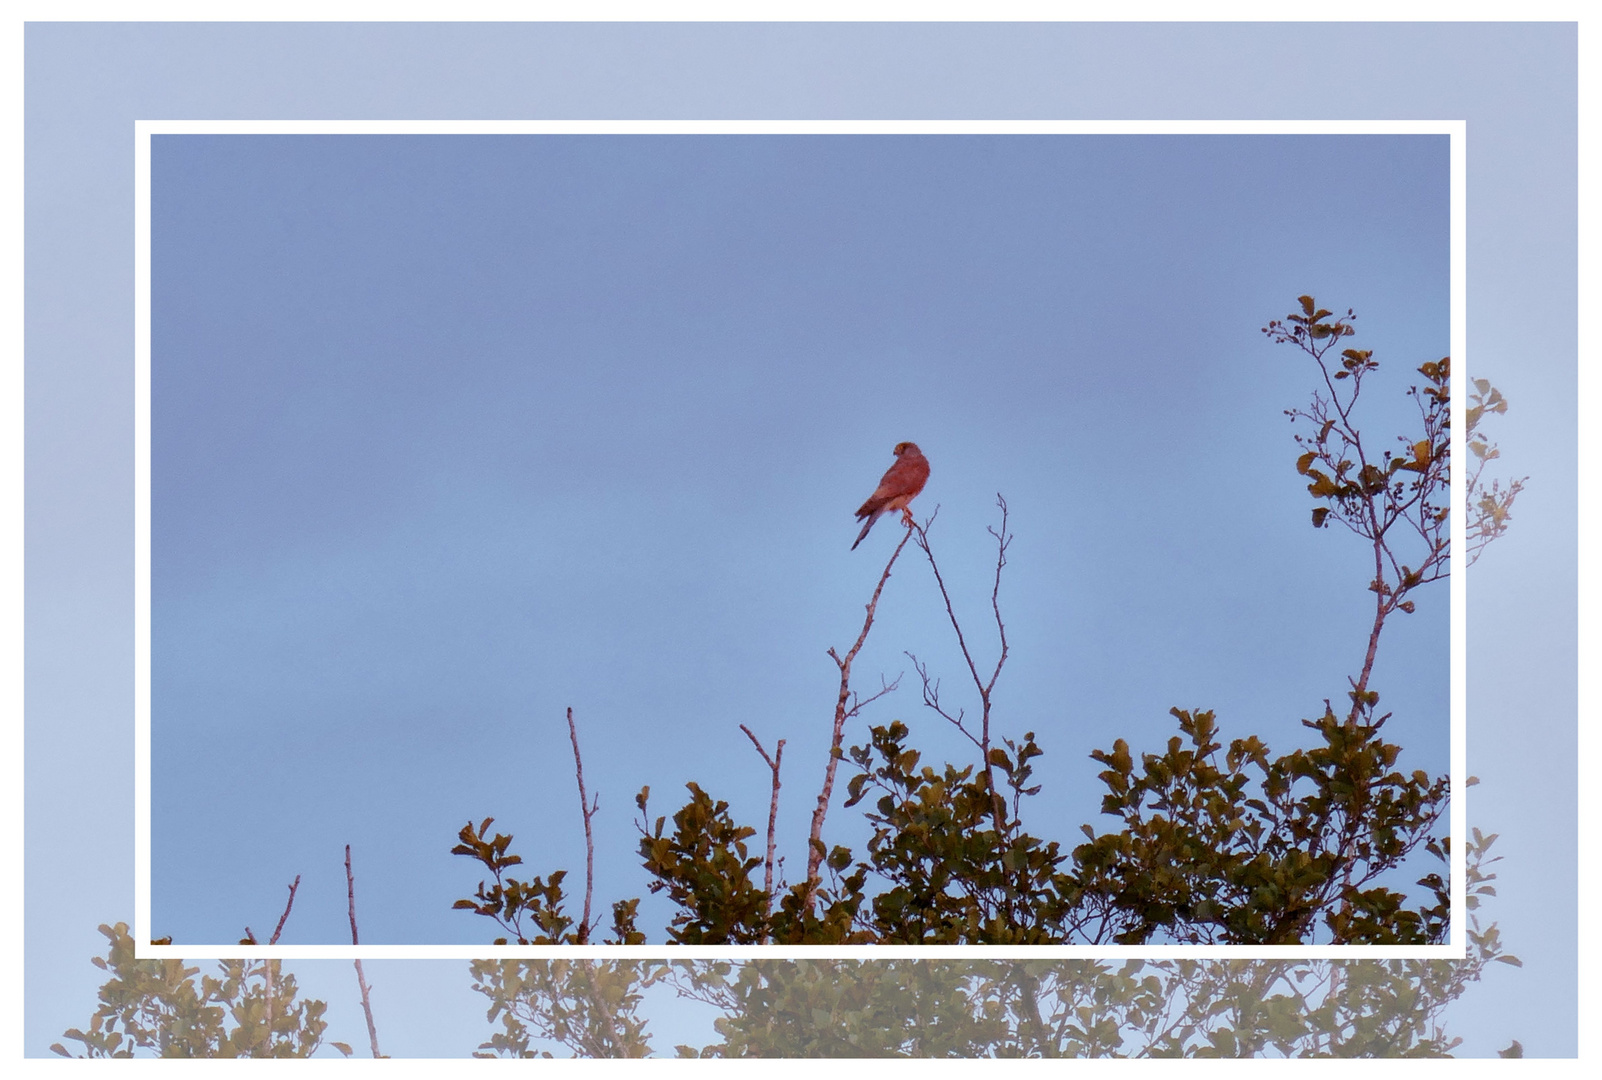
852,448,929,547
879,456,927,501
851,506,885,550
855,483,894,520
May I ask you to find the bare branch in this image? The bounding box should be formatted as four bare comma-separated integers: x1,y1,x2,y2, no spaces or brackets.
267,875,301,946
566,706,598,945
257,873,300,1043
911,520,987,710
345,844,383,1059
1271,307,1454,725
910,498,1013,834
805,519,916,904
849,672,904,715
907,650,982,750
985,494,1014,701
740,723,787,937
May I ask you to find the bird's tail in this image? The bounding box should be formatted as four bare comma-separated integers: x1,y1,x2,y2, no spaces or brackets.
851,508,883,550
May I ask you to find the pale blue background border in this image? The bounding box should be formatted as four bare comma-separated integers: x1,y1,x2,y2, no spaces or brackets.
24,22,1577,1056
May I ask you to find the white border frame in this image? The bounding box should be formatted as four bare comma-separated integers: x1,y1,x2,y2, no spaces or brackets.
134,118,1467,961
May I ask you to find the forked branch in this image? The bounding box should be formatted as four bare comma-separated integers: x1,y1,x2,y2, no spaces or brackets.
805,520,916,904
911,494,1013,832
740,723,787,936
1265,301,1450,723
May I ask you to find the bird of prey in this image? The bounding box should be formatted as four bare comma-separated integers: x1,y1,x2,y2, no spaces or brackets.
852,442,930,550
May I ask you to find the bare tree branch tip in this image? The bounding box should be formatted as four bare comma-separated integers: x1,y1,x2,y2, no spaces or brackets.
267,874,301,946
343,845,383,1058
565,707,598,946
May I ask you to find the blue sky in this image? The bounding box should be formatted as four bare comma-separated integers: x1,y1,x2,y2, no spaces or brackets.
24,20,1576,1061
148,132,1450,946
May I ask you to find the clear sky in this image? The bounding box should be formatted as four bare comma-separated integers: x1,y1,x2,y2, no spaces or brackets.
148,131,1450,946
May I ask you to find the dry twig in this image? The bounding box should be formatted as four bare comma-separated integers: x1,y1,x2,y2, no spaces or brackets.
345,845,383,1059
910,495,1013,833
267,876,300,946
739,723,787,934
566,706,600,944
249,874,300,1042
804,521,915,904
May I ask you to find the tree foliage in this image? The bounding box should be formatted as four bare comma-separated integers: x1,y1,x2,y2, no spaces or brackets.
51,923,345,1059
464,817,1514,1058
63,295,1528,1058
455,295,1495,953
442,295,1526,1057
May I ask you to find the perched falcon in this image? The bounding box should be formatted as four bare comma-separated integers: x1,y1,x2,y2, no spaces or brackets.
852,442,931,550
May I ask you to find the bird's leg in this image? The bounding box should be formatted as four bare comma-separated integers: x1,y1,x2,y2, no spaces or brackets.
900,507,916,526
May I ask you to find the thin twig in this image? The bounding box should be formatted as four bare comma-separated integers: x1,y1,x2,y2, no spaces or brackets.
985,496,1013,705
566,706,598,944
907,651,981,749
910,495,1013,835
345,844,383,1059
258,874,300,1046
268,875,301,945
1272,311,1451,727
740,724,787,934
805,520,917,904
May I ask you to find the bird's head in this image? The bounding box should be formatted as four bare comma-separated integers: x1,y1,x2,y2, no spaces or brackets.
893,441,921,457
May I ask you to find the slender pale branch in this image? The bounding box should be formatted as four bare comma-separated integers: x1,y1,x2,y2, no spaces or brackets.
345,845,383,1059
267,875,301,946
258,873,300,1043
805,520,916,904
566,706,598,944
739,724,786,938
